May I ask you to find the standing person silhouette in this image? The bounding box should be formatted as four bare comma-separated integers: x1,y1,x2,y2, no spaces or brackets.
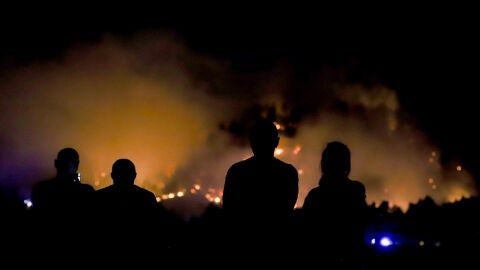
301,141,368,269
29,147,96,261
95,158,176,262
221,117,299,262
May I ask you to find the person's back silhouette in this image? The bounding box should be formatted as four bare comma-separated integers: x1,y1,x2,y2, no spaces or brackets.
29,147,95,261
96,158,158,214
301,141,368,269
95,158,170,261
221,117,299,261
31,147,95,218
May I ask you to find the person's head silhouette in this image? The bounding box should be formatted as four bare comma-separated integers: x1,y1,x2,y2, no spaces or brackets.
320,141,351,178
54,147,80,181
249,118,279,158
111,158,137,187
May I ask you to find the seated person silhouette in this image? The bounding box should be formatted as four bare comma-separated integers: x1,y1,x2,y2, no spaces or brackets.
222,117,299,260
301,141,368,269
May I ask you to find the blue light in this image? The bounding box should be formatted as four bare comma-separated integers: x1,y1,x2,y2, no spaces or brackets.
23,198,33,209
379,236,393,247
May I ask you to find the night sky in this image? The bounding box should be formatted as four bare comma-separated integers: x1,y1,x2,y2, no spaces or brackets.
1,5,479,212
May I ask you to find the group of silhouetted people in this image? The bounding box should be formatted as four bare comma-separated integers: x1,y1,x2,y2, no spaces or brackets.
9,117,369,269
26,148,180,265
221,118,369,268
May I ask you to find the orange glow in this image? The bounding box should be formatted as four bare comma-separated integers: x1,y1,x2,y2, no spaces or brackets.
293,145,302,155
165,166,176,178
0,32,477,218
273,121,282,130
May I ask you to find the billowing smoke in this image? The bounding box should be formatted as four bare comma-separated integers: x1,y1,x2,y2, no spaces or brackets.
0,30,475,218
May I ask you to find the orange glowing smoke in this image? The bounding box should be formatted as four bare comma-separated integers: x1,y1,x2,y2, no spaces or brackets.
0,31,476,216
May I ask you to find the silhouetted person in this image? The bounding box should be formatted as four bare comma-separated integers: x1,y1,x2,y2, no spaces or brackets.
31,147,95,218
95,158,172,261
29,147,95,261
222,117,299,261
96,158,158,214
301,141,368,269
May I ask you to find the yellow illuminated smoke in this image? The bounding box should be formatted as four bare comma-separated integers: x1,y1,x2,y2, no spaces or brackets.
0,30,476,216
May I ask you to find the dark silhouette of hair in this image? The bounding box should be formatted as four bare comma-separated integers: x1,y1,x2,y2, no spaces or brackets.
55,147,80,178
249,117,280,158
111,158,137,186
301,141,368,269
321,141,351,179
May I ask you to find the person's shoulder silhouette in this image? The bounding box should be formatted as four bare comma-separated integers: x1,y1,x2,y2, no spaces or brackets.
95,158,170,262
96,158,158,213
222,117,299,223
31,147,95,215
303,141,366,213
